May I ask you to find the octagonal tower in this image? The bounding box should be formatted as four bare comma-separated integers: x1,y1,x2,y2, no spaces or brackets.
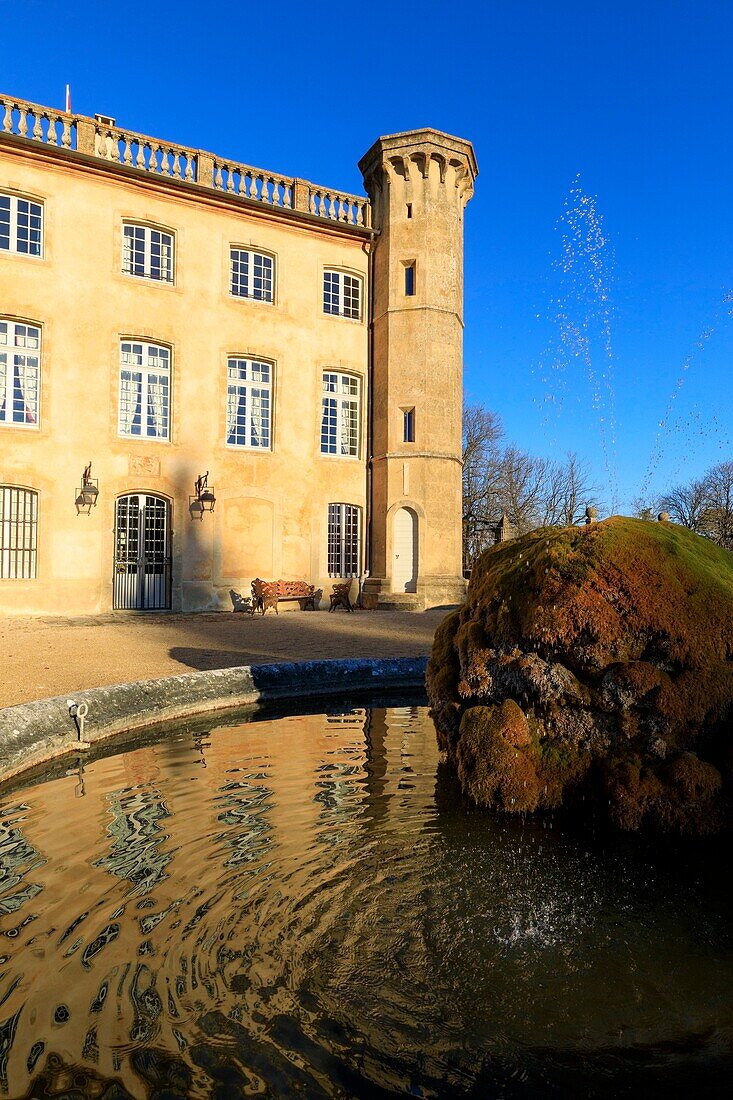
359,129,478,608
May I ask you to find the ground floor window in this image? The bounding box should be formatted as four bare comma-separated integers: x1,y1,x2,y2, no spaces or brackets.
328,503,361,577
0,485,37,578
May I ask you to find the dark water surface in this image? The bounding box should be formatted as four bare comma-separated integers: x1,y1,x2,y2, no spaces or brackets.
0,702,731,1098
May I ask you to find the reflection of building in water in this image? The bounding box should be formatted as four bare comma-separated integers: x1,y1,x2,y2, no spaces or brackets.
0,706,438,1096
0,805,46,918
94,787,174,897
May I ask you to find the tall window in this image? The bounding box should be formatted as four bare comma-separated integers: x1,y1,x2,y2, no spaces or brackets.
0,320,40,427
403,407,415,443
226,357,272,449
230,248,274,302
328,503,361,577
321,372,360,456
0,486,38,579
0,193,43,257
323,270,361,319
118,340,170,440
122,224,174,282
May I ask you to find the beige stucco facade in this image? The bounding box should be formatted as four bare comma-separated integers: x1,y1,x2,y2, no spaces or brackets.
0,96,476,614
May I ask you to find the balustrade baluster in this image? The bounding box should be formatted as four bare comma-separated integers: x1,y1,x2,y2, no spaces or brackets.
214,163,223,189
161,147,170,175
171,151,180,179
123,139,133,166
18,108,28,137
47,117,58,146
2,102,12,133
32,113,42,141
184,156,194,182
226,165,235,193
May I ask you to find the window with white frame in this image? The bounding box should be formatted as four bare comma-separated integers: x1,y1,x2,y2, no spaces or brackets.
0,319,40,427
328,503,361,577
118,340,170,440
230,247,274,302
321,372,360,456
122,224,174,282
323,270,361,320
0,486,38,579
226,357,272,449
0,193,43,257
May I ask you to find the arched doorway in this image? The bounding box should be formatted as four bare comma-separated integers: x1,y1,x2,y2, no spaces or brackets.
114,493,172,610
392,507,418,593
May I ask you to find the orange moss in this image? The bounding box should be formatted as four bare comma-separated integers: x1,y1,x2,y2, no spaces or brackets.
427,517,733,834
455,703,540,813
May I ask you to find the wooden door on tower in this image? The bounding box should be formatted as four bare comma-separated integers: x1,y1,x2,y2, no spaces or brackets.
392,507,418,593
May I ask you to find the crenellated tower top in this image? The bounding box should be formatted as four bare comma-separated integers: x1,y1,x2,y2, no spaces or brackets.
358,128,478,227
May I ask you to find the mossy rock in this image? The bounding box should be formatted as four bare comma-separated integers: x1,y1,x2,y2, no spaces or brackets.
427,517,733,834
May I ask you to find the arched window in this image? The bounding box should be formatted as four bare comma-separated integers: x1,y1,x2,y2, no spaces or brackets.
118,339,171,440
0,486,38,578
122,223,174,283
0,192,43,257
321,372,360,456
323,269,362,320
230,247,275,302
226,357,273,449
0,318,41,426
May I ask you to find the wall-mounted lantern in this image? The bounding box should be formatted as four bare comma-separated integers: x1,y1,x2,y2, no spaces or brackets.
189,471,216,520
75,462,99,515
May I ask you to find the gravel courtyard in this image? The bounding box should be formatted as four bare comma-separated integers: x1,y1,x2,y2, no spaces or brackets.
0,608,447,708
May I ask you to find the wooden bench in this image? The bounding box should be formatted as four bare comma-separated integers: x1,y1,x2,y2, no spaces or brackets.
250,578,316,614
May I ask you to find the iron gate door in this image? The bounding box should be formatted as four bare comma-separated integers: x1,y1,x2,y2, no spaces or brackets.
114,494,172,610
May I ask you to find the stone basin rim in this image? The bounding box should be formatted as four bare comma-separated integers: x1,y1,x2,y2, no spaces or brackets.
0,656,429,790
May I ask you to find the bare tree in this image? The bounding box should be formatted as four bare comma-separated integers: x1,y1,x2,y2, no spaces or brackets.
541,452,599,527
631,494,662,522
659,478,709,530
500,447,550,535
461,402,604,570
462,402,504,571
701,460,733,549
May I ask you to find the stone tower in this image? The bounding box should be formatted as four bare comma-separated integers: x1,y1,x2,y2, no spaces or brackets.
359,129,478,609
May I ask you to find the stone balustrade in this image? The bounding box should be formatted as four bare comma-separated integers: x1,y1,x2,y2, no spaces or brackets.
93,120,198,181
211,157,294,208
1,91,370,229
1,95,76,149
308,186,370,227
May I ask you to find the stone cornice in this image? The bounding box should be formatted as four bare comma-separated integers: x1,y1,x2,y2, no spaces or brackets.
0,133,373,242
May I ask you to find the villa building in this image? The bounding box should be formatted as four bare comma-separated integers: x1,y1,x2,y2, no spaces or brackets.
0,93,477,614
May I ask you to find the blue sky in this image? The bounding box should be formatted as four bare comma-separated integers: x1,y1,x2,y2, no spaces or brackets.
3,0,732,512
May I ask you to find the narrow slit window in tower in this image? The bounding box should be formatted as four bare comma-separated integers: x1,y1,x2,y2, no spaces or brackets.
404,262,416,297
406,203,412,219
403,407,415,443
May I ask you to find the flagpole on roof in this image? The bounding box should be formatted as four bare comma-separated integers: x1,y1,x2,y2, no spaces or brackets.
65,84,71,114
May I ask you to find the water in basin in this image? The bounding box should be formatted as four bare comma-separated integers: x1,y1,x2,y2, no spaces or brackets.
0,702,731,1096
